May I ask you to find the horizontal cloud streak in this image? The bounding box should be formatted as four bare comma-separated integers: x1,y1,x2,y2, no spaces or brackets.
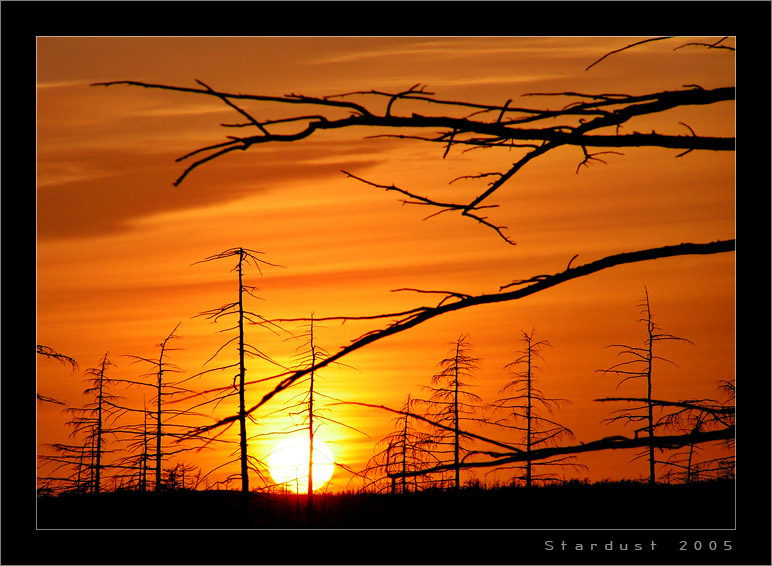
37,144,383,241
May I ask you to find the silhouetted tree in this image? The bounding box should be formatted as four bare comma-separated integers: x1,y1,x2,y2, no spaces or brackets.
645,378,736,483
266,315,365,523
596,287,695,484
264,315,329,504
418,334,486,489
362,393,439,493
490,329,582,487
136,402,150,491
121,323,211,491
290,315,326,498
38,441,92,494
163,462,201,490
191,247,283,493
63,353,125,493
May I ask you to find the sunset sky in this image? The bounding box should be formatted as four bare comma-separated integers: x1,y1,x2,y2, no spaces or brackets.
36,36,735,492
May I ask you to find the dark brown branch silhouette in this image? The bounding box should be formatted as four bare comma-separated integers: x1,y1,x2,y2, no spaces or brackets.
329,400,732,481
585,37,735,71
93,65,734,245
673,37,735,52
585,37,673,71
391,426,735,480
37,345,78,371
353,375,735,481
186,239,734,438
37,345,78,405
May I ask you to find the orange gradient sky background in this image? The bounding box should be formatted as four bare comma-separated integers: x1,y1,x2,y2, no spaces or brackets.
36,36,735,491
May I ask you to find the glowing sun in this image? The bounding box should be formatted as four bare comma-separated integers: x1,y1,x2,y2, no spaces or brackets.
267,434,335,493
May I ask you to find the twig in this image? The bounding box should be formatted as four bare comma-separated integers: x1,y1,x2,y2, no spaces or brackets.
586,37,673,71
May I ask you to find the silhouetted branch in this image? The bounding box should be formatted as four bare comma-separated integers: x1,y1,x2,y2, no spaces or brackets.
585,37,673,71
595,397,734,417
337,401,522,455
94,71,735,243
392,426,735,479
37,345,78,371
673,37,735,52
187,238,734,437
36,394,66,405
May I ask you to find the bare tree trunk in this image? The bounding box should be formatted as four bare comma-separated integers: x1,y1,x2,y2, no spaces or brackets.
76,442,85,493
191,248,281,495
155,354,163,491
141,407,148,492
401,394,410,494
94,356,107,494
237,249,249,494
643,289,656,486
453,342,461,490
525,340,533,488
307,315,316,521
686,442,695,484
89,436,94,492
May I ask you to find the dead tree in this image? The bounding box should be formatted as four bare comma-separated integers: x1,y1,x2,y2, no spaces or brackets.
38,441,93,494
596,286,695,484
288,315,327,497
362,393,440,494
613,378,736,483
163,462,201,490
122,323,211,491
266,314,364,522
37,350,145,494
264,315,328,500
417,334,486,489
191,247,284,493
489,329,582,487
63,353,124,494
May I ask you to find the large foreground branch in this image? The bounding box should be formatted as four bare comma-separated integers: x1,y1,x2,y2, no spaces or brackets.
390,426,735,479
187,239,734,437
93,79,734,243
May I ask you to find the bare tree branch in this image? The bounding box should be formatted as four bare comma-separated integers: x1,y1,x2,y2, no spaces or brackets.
392,425,735,479
585,37,673,71
185,239,734,437
93,77,734,243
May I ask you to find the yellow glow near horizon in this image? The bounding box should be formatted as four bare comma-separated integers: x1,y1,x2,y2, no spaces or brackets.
267,434,335,493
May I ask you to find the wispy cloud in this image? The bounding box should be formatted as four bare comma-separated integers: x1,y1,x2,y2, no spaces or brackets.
36,79,91,90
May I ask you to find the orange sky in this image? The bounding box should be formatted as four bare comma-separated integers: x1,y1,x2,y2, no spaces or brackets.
36,36,735,492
